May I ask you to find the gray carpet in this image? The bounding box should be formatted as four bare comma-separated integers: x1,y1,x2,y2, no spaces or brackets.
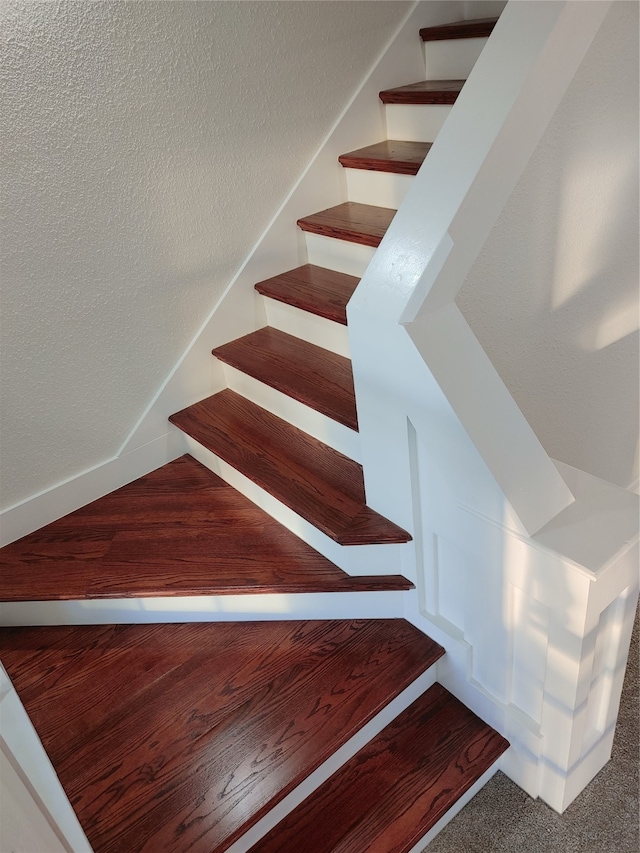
423,604,639,852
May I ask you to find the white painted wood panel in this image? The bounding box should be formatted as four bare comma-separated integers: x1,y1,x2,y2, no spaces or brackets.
385,104,452,142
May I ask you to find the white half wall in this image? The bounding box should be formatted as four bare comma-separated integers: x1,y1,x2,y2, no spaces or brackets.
0,0,411,510
457,0,639,492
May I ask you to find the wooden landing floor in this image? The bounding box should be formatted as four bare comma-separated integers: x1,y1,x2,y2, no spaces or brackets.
0,619,443,853
0,455,411,601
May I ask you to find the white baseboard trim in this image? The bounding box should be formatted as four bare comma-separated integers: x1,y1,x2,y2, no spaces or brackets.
0,430,185,547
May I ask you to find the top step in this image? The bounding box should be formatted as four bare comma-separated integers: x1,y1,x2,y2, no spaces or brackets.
420,17,498,41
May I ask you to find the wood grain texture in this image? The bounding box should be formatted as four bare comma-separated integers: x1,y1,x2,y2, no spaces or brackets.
213,327,358,431
0,619,444,853
420,17,498,41
169,391,411,545
297,202,396,248
0,456,412,601
339,140,432,175
379,79,465,105
254,265,359,325
250,683,509,853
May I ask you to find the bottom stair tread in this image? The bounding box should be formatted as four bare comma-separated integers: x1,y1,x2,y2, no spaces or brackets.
0,619,444,853
250,683,509,853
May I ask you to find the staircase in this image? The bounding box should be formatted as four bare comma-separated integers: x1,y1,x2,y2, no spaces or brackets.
0,17,511,853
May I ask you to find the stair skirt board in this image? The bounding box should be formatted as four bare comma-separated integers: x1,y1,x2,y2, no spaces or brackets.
0,590,407,627
385,103,453,143
222,364,361,462
182,435,413,578
262,298,351,359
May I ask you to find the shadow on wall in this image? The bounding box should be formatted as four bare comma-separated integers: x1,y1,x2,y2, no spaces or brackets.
456,0,639,492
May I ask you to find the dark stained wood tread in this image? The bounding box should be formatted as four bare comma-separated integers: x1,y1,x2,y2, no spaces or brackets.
420,17,499,41
169,390,411,546
379,79,465,105
0,619,444,853
254,264,359,325
339,140,432,175
0,456,412,601
213,326,358,431
297,202,396,248
250,683,509,853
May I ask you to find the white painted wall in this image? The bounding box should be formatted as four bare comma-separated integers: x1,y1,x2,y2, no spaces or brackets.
0,0,410,510
457,0,639,492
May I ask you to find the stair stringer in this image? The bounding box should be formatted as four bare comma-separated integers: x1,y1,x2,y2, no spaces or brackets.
347,0,639,813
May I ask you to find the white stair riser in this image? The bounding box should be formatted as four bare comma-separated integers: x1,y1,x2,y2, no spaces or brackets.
226,666,439,853
385,104,452,142
305,232,375,278
0,590,404,627
182,434,411,577
345,168,414,209
222,364,362,462
423,37,488,80
263,297,351,359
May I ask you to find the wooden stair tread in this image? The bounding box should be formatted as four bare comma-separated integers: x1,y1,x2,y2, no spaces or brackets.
298,202,396,248
169,390,411,545
254,264,359,325
250,683,509,853
213,326,358,431
379,79,465,105
0,456,412,601
339,139,432,175
0,619,444,853
420,17,499,41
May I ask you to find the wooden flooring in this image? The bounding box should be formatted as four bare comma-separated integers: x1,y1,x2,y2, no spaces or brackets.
297,202,396,248
254,265,359,326
213,326,358,431
0,456,412,601
379,80,465,105
169,391,411,546
420,17,498,41
339,140,432,176
0,619,444,853
250,683,509,853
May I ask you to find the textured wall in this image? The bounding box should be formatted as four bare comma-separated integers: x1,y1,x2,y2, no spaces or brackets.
0,0,409,509
458,1,639,491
